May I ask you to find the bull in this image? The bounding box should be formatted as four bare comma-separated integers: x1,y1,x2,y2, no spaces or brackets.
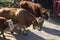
20,1,50,20
0,8,39,35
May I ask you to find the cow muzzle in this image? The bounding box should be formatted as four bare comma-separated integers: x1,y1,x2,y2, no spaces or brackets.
46,10,51,20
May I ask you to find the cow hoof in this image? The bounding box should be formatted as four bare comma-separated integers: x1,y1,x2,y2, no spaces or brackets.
37,28,42,31
33,28,35,29
3,35,6,39
0,34,1,35
37,26,42,31
23,31,28,36
33,27,35,29
11,31,14,34
38,29,42,31
23,33,28,36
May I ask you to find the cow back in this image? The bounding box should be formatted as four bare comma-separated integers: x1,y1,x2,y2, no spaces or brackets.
0,8,35,27
15,8,35,27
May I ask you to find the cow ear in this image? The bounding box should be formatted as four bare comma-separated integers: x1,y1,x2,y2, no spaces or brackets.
25,3,28,6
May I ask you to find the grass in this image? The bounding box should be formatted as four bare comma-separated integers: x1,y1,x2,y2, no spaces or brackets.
0,0,14,3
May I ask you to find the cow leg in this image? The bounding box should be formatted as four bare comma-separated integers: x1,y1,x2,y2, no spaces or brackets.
20,26,27,35
33,25,35,29
11,31,14,34
1,31,5,38
37,24,42,31
23,28,28,35
37,20,44,31
9,28,14,34
32,20,37,29
37,26,42,31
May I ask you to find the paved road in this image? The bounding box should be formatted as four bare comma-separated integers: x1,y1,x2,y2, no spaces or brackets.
0,17,60,40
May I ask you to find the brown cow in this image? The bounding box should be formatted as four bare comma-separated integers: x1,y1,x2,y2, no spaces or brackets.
0,8,39,35
20,1,50,20
0,17,13,38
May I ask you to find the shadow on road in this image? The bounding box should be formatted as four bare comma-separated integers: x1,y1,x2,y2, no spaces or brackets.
0,37,10,40
12,30,45,40
42,26,60,37
48,16,60,25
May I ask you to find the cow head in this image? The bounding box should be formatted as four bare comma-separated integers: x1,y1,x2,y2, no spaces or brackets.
20,2,28,8
32,17,43,30
41,9,50,20
32,17,44,30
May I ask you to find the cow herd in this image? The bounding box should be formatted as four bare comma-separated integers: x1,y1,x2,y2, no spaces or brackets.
0,1,50,38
